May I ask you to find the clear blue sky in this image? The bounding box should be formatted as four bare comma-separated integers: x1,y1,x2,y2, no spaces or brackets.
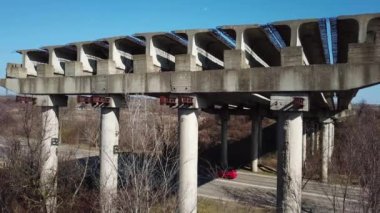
0,0,379,103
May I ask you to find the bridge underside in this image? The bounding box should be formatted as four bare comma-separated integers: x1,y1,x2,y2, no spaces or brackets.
1,12,380,213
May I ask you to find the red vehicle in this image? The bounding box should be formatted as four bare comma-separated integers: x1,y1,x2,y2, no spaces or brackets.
217,168,238,179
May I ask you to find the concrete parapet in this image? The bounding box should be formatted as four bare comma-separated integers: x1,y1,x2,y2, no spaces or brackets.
6,63,27,78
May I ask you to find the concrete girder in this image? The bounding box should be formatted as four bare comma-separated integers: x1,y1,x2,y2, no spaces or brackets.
174,29,232,70
98,36,145,73
2,62,380,95
134,32,187,72
41,45,77,75
8,49,49,77
68,41,109,74
6,13,380,77
219,25,272,68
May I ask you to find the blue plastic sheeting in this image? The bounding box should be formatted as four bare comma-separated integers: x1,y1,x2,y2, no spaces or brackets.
165,32,188,46
318,18,331,64
329,18,338,64
261,24,286,51
318,17,338,64
210,29,236,49
127,36,146,47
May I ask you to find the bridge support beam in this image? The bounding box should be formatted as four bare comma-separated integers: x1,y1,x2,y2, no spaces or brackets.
251,112,261,172
220,111,229,169
99,96,123,213
178,109,199,213
276,112,303,213
321,118,332,183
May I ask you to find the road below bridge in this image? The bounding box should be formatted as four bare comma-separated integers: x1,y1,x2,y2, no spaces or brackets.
199,171,363,212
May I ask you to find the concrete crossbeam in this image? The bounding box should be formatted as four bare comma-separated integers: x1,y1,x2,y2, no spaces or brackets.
2,62,380,95
174,29,231,70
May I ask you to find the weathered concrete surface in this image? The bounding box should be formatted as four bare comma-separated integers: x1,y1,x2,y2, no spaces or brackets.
99,107,119,213
178,109,199,213
40,106,59,213
2,62,380,95
276,112,303,212
250,112,261,173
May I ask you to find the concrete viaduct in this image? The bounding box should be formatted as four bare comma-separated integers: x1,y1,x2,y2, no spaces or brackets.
1,12,380,213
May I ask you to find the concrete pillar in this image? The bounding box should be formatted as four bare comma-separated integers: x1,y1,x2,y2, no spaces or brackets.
258,115,263,162
251,112,261,172
315,123,320,153
220,111,229,169
302,122,307,166
276,112,303,213
321,119,332,183
40,106,59,213
178,109,198,213
328,122,335,162
310,123,315,156
100,107,120,213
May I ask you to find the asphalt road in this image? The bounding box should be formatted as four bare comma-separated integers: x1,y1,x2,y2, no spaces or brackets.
198,171,364,212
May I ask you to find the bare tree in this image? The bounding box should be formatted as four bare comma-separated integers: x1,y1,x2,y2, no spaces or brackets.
116,96,179,212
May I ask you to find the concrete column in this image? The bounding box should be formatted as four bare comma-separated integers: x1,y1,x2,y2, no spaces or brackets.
310,123,315,156
258,124,263,159
302,122,307,166
328,122,335,162
220,111,229,169
321,119,332,183
40,106,59,213
315,123,320,153
276,112,303,213
178,109,198,213
100,107,120,213
251,112,261,172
